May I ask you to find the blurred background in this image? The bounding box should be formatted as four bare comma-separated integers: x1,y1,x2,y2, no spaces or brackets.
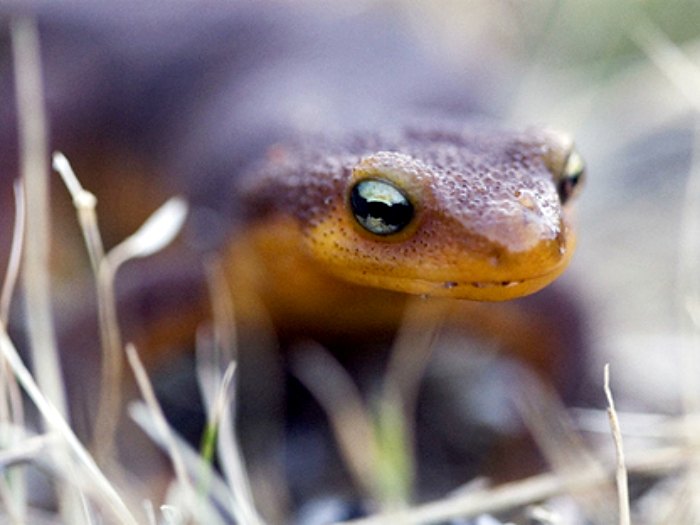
2,0,700,522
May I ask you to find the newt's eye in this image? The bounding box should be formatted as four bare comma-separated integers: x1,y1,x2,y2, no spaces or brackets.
350,179,414,235
556,150,585,204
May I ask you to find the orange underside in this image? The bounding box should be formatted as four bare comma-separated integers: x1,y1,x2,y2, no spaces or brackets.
221,215,576,382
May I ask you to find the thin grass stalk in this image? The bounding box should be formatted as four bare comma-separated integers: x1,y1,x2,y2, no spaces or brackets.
0,181,26,326
10,15,83,521
52,150,126,461
0,474,22,523
53,155,188,462
292,345,380,500
214,364,268,525
52,152,105,273
203,256,238,369
197,257,237,470
197,258,270,522
604,365,631,525
0,180,27,522
516,373,614,521
143,500,157,525
125,343,220,524
130,401,242,523
332,394,700,524
0,324,138,524
92,197,187,455
92,258,123,461
10,13,66,424
379,299,445,505
677,116,700,525
335,464,619,525
0,431,58,468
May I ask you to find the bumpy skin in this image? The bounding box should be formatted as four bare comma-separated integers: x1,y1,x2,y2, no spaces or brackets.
239,123,576,301
0,1,587,513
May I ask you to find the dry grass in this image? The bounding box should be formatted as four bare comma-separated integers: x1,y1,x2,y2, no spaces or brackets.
3,1,700,524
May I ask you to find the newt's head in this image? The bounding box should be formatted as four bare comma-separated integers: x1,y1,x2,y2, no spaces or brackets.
240,123,584,301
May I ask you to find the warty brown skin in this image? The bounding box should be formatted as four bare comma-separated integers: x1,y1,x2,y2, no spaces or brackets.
0,0,588,510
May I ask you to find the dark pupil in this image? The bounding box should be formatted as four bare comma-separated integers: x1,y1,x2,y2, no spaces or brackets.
557,173,580,204
350,181,413,235
557,151,585,204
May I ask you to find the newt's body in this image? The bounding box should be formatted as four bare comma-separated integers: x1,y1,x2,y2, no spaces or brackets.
1,0,586,512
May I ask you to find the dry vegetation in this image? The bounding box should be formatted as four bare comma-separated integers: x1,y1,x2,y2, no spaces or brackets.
3,1,700,523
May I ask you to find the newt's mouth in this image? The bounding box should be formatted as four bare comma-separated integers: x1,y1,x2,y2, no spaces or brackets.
435,278,537,301
443,280,524,290
338,261,567,301
420,272,563,301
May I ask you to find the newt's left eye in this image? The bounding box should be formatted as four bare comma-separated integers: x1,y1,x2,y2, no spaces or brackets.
350,178,414,235
556,150,585,204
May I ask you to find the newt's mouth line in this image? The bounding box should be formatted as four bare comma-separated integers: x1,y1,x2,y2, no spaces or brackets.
357,271,553,289
443,280,524,290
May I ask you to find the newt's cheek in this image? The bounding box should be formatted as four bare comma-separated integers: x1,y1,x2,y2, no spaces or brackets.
305,203,574,301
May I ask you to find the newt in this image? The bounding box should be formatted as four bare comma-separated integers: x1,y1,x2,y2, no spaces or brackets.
0,0,587,513
221,122,584,358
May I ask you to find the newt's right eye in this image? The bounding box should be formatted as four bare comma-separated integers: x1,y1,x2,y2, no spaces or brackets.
555,149,585,205
350,178,414,236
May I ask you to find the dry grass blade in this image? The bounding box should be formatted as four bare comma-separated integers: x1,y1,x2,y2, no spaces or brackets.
0,180,27,523
370,300,447,507
124,344,195,511
384,299,445,411
160,504,182,524
604,365,630,525
0,432,59,468
0,181,26,325
106,197,188,265
197,258,267,523
10,11,67,431
335,471,580,525
336,383,700,524
212,364,267,525
294,312,437,510
143,500,157,525
339,447,671,525
130,402,237,523
676,122,700,521
11,15,82,520
52,152,104,271
199,256,238,390
197,256,237,430
0,477,22,524
52,151,121,461
125,343,224,524
517,376,614,521
378,298,446,503
0,325,138,525
54,148,189,462
92,196,186,460
292,344,380,500
51,151,121,462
